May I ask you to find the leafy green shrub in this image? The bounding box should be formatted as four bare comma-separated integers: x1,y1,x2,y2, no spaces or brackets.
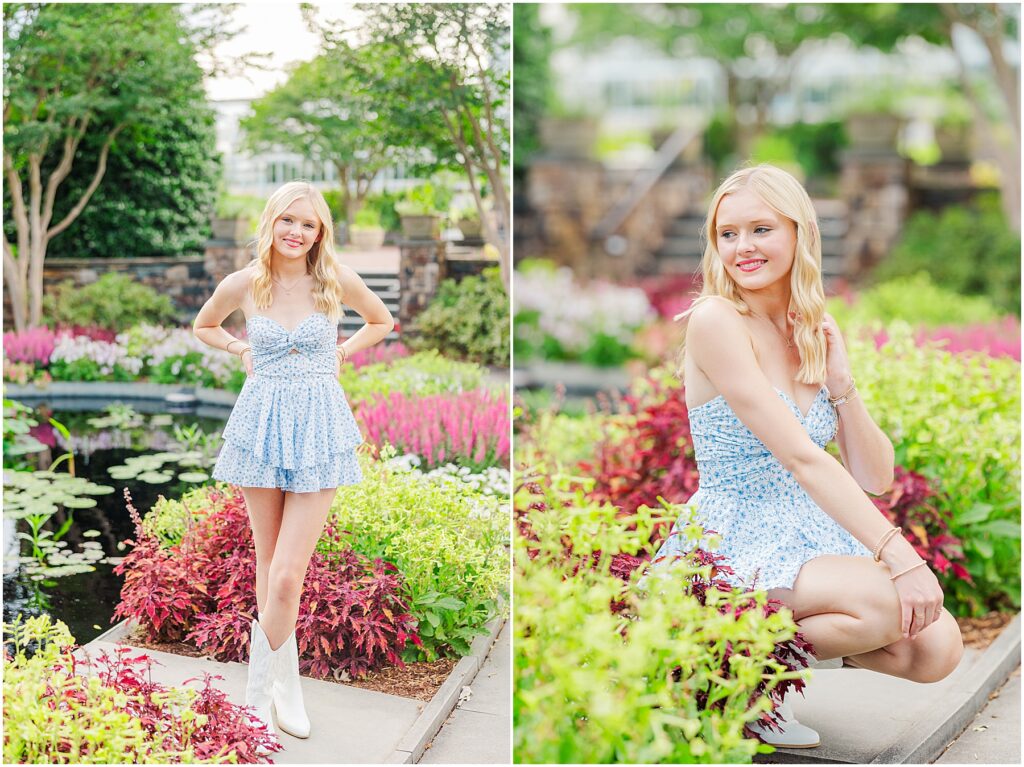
43,273,179,332
774,120,847,180
3,614,277,763
362,190,402,232
514,477,805,764
409,267,509,366
351,205,382,229
874,197,1020,315
331,452,508,660
848,323,1021,614
517,410,631,468
338,350,487,403
827,273,1002,329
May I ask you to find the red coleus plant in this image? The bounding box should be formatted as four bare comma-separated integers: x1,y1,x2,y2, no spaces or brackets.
580,382,700,537
114,486,420,680
90,644,281,762
871,466,971,583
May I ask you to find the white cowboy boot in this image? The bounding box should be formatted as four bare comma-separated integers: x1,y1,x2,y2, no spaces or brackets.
748,694,820,748
258,612,310,738
246,619,280,753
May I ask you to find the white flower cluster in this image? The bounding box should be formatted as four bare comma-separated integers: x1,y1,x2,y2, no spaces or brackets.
51,334,144,376
513,266,655,353
117,325,238,385
387,454,511,498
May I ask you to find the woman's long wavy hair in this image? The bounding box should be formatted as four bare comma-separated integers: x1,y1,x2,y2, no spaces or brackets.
248,181,345,323
676,164,827,384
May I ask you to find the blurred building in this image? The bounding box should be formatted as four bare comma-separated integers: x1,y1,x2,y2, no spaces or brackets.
546,10,1018,134
211,98,419,197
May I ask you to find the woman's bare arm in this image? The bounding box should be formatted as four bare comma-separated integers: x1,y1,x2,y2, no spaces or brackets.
193,270,250,355
822,313,895,495
335,264,394,356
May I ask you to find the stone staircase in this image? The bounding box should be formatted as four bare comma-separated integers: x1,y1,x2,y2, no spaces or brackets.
343,271,401,340
654,198,850,279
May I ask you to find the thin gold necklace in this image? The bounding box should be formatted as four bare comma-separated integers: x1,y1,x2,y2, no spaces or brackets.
750,310,794,348
271,271,309,296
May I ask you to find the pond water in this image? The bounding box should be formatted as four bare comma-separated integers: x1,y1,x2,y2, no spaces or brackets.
3,400,226,645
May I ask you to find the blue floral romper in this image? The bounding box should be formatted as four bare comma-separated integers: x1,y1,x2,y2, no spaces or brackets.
652,387,871,591
212,312,363,493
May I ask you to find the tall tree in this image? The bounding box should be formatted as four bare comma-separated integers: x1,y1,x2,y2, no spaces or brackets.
241,44,437,227
3,3,230,330
348,2,512,288
512,3,553,187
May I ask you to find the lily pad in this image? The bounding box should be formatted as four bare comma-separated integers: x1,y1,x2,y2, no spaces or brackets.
63,497,98,509
137,471,174,484
178,472,210,483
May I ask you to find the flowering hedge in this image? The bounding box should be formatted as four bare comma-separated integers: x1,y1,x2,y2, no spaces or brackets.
357,389,510,470
514,259,656,367
3,614,278,763
2,323,411,393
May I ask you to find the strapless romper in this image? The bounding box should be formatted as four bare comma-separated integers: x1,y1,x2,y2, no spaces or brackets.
211,312,363,493
652,387,871,591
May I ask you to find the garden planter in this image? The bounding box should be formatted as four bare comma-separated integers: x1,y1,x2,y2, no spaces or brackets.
457,219,484,239
211,217,254,243
845,113,902,151
400,214,441,240
539,116,599,159
936,124,971,161
350,226,387,250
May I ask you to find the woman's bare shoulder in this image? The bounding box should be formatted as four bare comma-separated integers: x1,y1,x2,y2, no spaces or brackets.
687,297,746,340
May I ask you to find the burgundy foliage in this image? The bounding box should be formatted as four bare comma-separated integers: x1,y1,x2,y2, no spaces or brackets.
74,644,278,762
871,466,971,583
580,383,700,536
114,486,420,680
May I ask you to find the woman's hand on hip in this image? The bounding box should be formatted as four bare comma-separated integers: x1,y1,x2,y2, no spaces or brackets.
892,563,944,640
241,348,254,376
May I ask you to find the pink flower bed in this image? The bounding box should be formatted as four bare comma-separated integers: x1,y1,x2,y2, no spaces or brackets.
874,317,1021,361
357,389,510,469
2,326,60,364
346,341,409,369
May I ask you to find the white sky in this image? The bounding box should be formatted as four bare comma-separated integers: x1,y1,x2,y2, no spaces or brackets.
202,2,359,102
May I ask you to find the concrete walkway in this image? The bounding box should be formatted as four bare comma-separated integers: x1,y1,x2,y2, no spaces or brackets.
756,614,1021,764
419,623,510,764
936,666,1020,764
80,617,508,764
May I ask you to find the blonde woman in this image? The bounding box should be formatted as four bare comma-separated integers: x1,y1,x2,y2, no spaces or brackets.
652,165,963,748
193,181,394,746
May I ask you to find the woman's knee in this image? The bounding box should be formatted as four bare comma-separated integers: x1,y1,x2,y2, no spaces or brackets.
905,612,964,683
267,563,306,602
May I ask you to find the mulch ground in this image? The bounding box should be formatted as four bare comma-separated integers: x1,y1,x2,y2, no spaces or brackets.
955,611,1017,649
121,626,456,701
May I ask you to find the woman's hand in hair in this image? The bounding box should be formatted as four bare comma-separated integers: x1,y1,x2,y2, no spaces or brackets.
820,312,853,393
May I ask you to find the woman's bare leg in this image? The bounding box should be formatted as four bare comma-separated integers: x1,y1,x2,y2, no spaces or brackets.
843,610,963,683
768,555,963,682
241,487,286,615
261,487,337,650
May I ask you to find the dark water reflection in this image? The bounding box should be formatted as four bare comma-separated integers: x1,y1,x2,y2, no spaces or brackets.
3,406,225,645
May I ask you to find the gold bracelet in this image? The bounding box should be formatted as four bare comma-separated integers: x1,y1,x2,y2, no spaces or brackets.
828,378,856,405
225,339,241,355
238,346,252,358
872,526,902,562
335,345,349,363
889,560,928,581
